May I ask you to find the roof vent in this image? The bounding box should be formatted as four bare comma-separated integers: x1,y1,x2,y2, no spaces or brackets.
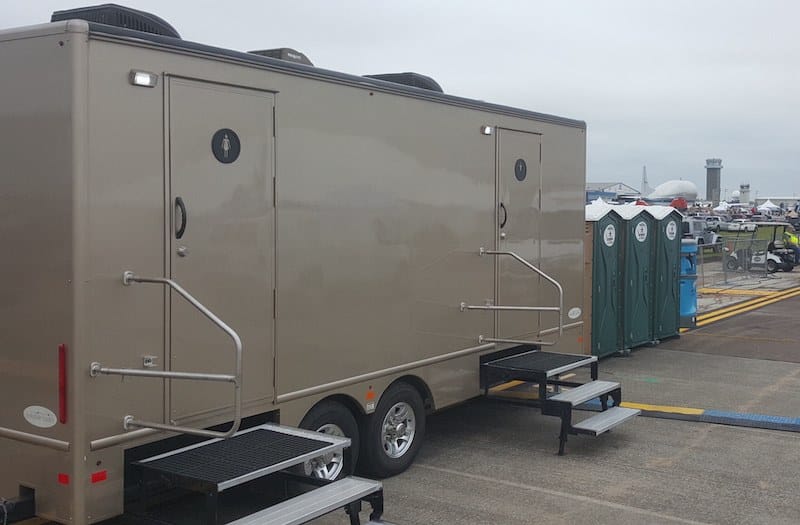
51,4,180,38
364,72,443,93
249,48,314,67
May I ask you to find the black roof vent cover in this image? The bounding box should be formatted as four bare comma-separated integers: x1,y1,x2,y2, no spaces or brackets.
249,48,314,66
364,72,443,93
51,4,180,38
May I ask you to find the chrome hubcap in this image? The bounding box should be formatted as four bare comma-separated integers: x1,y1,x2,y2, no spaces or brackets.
381,402,416,459
304,423,345,480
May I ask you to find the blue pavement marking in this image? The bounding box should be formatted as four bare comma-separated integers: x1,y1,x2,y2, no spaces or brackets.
578,399,800,432
701,410,800,432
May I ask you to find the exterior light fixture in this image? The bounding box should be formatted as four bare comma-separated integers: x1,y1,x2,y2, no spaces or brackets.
129,70,158,88
480,125,493,135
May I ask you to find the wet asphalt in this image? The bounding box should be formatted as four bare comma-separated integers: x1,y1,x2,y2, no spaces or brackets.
321,296,800,525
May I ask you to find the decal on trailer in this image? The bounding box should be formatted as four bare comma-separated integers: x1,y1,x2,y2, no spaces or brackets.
23,405,57,428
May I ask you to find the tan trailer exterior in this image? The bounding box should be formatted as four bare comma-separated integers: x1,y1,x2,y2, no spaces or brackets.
0,18,585,524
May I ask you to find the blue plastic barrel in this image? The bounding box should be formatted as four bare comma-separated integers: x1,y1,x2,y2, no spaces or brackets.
680,239,698,328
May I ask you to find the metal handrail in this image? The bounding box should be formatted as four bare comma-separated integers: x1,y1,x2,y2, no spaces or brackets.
461,247,564,336
89,271,243,439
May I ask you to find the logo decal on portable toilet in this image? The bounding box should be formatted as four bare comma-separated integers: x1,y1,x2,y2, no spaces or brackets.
603,225,616,247
666,220,678,240
635,221,648,242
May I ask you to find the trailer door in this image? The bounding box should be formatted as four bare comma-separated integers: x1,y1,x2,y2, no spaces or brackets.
497,129,542,340
167,78,275,423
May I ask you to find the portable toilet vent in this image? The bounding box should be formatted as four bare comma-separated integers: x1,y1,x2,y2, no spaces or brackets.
51,4,181,38
364,72,443,93
249,48,314,66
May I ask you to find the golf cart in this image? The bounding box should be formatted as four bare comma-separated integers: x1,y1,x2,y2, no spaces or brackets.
763,222,798,272
723,222,796,273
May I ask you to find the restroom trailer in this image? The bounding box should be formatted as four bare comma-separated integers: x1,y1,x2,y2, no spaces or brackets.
0,7,636,525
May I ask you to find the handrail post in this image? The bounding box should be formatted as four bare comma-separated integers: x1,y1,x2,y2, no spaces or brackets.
88,272,243,439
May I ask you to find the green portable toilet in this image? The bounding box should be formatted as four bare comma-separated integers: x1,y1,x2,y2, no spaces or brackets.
586,204,623,357
646,206,682,340
618,205,654,351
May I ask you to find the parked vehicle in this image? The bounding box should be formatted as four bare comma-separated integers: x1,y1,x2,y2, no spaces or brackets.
763,223,797,272
683,217,720,248
724,222,796,273
0,6,638,525
718,221,740,232
723,246,784,273
705,216,724,230
732,219,758,232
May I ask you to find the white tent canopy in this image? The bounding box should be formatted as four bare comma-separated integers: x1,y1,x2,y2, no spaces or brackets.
757,200,780,211
713,201,730,212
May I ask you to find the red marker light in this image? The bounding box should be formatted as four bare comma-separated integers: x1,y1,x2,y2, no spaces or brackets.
58,473,70,485
91,470,107,484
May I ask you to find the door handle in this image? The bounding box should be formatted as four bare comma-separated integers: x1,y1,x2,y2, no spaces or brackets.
175,197,187,239
499,202,508,229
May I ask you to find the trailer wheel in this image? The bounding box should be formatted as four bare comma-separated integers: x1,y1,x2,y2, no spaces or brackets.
724,258,738,271
360,382,425,478
299,400,359,481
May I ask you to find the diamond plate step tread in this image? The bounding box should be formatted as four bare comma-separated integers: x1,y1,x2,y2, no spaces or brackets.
484,350,597,377
549,380,620,406
229,476,382,525
573,407,641,435
135,424,349,491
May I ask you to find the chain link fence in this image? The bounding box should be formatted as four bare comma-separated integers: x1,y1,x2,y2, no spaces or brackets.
696,237,769,288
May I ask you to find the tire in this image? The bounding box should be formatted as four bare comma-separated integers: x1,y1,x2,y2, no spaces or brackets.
299,400,360,480
767,260,778,273
725,258,738,271
360,382,426,478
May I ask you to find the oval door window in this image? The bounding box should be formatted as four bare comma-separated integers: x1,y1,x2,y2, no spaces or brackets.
514,158,527,181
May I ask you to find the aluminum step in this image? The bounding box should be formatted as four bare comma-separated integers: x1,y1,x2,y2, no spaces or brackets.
549,380,620,406
229,476,382,525
573,407,641,436
135,423,349,492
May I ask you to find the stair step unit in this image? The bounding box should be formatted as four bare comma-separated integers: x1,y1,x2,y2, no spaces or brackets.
132,424,387,525
572,407,641,436
229,476,384,525
481,350,639,455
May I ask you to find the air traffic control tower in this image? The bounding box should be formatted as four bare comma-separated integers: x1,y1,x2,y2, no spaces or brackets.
705,158,722,205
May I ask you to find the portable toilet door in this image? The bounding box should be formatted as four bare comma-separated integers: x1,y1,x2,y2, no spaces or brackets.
620,207,654,350
650,208,682,340
589,209,623,357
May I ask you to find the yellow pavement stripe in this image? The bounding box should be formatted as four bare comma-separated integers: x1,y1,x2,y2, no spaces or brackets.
698,288,775,296
696,289,800,327
488,380,525,393
685,332,795,344
696,286,800,321
696,292,779,320
619,401,704,415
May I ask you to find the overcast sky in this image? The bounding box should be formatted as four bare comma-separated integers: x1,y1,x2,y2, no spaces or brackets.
4,1,799,200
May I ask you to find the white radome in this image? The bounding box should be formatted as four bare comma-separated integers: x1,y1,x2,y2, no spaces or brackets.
648,180,699,200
